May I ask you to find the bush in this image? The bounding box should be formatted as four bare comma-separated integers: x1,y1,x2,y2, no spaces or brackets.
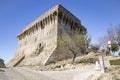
118,52,120,56
106,50,110,55
109,59,120,65
90,45,99,53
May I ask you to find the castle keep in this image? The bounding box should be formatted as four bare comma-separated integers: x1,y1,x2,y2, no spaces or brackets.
7,4,86,67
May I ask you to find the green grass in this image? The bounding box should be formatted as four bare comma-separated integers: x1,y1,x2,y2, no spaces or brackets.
110,59,120,65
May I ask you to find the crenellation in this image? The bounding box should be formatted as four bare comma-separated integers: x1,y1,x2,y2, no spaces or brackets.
58,10,83,33
45,17,47,25
65,17,68,25
58,5,81,24
68,19,71,27
18,11,57,40
17,11,57,39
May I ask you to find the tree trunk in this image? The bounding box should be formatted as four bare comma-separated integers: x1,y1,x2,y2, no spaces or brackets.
72,54,76,63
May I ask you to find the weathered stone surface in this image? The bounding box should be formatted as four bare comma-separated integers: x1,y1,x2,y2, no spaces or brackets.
0,58,5,68
7,4,86,67
6,54,25,67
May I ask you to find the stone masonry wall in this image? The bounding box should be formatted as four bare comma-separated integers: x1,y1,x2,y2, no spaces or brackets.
7,4,86,67
46,13,84,64
16,15,58,66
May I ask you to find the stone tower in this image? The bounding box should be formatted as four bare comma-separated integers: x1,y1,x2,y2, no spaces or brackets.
7,4,86,67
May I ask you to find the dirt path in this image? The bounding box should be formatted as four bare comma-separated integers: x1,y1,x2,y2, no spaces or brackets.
0,68,53,80
0,65,103,80
36,65,103,80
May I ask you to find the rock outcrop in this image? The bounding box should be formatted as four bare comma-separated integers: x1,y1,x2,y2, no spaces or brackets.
0,58,5,68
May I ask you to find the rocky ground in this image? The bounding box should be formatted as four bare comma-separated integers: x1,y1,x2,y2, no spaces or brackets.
26,52,98,71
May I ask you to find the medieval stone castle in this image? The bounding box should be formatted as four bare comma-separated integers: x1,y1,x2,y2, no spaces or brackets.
7,4,86,67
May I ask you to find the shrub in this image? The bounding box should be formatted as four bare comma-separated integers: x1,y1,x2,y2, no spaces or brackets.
118,52,120,56
91,45,99,53
109,59,120,65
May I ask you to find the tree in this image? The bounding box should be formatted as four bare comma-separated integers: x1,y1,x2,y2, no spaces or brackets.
99,27,117,48
118,52,120,56
91,45,99,53
111,43,119,54
58,31,91,63
69,32,91,62
106,25,120,47
99,24,120,56
115,24,120,42
101,49,105,53
106,49,110,55
107,27,116,42
84,34,91,54
98,36,108,49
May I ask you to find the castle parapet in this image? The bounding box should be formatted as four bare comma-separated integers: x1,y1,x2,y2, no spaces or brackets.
17,4,86,41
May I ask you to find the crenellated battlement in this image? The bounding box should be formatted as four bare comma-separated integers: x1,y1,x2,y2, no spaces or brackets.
17,4,86,41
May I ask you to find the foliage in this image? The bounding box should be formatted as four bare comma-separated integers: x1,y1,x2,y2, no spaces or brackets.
101,48,109,55
101,49,105,53
106,48,110,55
99,24,120,56
58,35,68,48
118,52,120,56
90,45,99,53
116,24,120,42
69,33,89,62
58,31,91,63
111,43,119,54
110,59,120,65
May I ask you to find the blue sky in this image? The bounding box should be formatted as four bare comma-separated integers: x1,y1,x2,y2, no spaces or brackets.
0,0,120,63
